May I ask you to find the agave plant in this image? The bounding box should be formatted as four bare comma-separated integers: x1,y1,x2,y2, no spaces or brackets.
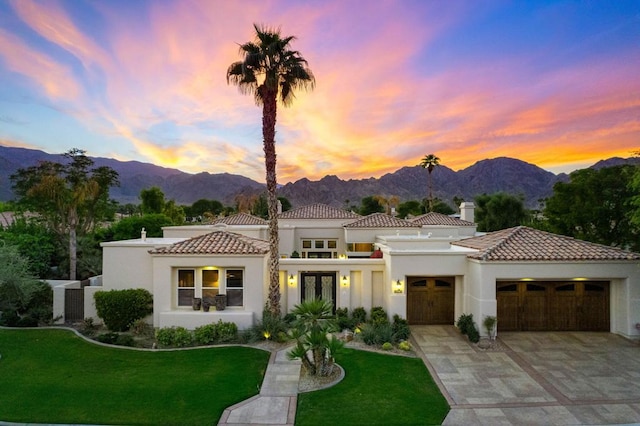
287,298,344,376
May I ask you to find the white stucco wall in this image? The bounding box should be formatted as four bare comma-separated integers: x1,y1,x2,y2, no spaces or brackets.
150,254,268,329
162,225,267,240
463,260,640,339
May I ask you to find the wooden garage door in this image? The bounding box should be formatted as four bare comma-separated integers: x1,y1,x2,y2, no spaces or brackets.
407,277,454,325
497,281,609,331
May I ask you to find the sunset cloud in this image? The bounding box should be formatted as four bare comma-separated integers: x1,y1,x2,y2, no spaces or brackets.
0,0,638,184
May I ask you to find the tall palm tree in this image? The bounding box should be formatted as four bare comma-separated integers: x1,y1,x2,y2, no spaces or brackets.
419,154,440,212
227,24,315,316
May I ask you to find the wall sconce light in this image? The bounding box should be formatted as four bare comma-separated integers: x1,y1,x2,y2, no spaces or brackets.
341,275,349,286
394,279,404,294
288,274,296,286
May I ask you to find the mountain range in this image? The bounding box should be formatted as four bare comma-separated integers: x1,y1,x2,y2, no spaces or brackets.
1,145,637,209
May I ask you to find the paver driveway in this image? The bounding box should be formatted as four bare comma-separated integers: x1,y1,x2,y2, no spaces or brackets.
411,325,640,425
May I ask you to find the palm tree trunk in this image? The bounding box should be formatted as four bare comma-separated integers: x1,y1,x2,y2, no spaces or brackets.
69,207,77,280
262,88,281,317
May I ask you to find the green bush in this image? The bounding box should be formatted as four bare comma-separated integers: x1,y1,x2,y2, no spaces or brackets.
95,332,120,344
351,307,367,324
216,321,238,343
398,340,412,351
335,307,355,330
115,334,135,347
392,314,411,341
456,313,480,343
358,322,394,346
194,324,218,345
382,342,393,350
94,289,153,332
370,306,389,325
156,326,193,348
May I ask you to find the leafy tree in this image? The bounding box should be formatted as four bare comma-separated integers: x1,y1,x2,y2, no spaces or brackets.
163,199,185,225
0,218,61,279
251,194,292,219
0,243,53,326
10,148,119,280
359,196,385,215
543,165,638,250
629,151,640,230
186,199,224,218
116,203,140,217
419,154,440,212
98,214,174,241
140,186,165,214
227,24,315,317
475,192,528,232
431,199,455,215
397,200,423,218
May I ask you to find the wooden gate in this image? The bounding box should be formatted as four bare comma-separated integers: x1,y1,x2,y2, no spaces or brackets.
407,277,454,325
65,287,84,322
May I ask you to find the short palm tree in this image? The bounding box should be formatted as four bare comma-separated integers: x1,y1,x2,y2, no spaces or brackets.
227,24,315,316
419,154,440,212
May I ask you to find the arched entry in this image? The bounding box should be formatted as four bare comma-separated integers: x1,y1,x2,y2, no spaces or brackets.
407,276,455,325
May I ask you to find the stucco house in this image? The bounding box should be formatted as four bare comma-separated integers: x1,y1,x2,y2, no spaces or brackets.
90,203,640,339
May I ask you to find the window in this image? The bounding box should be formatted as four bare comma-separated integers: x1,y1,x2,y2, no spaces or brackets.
300,239,339,258
175,267,243,308
177,269,195,306
347,243,374,252
202,270,219,302
226,270,243,307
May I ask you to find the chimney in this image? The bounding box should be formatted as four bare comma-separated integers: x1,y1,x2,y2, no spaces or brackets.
277,199,283,214
460,202,475,223
141,227,147,241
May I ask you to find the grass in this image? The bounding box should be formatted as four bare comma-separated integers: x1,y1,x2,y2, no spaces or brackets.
0,328,270,425
296,348,450,425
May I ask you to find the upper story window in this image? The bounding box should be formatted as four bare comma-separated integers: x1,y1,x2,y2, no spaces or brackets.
300,239,338,259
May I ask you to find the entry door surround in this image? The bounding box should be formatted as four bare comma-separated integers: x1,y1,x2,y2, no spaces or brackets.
301,272,337,310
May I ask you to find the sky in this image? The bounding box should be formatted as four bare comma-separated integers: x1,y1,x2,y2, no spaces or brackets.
0,0,638,183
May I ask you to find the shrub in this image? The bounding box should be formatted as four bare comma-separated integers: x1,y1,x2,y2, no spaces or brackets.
370,306,389,325
260,305,288,339
94,289,153,332
335,307,354,330
0,309,19,327
392,314,411,341
95,332,120,344
129,318,152,336
382,342,393,350
351,307,367,324
156,326,193,348
216,321,238,343
194,324,218,345
115,334,135,347
456,313,480,343
398,340,412,351
81,317,98,336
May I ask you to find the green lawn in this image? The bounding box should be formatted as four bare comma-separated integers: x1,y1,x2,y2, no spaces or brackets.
296,348,450,425
0,328,269,425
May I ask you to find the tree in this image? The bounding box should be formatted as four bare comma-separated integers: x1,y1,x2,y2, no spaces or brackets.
475,193,528,232
397,200,423,218
0,218,60,279
359,196,385,215
140,186,165,214
186,199,224,218
227,24,315,316
419,154,440,212
543,165,638,250
628,151,640,229
11,148,119,280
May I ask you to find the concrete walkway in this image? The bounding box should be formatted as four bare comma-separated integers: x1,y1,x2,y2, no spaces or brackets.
411,325,640,425
218,346,301,425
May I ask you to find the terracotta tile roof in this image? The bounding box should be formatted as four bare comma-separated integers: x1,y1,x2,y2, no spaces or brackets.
452,226,640,261
207,212,267,226
409,212,475,227
150,231,269,255
344,213,421,228
279,203,361,220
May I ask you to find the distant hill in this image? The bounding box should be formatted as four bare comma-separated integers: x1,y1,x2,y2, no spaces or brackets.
0,145,636,208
